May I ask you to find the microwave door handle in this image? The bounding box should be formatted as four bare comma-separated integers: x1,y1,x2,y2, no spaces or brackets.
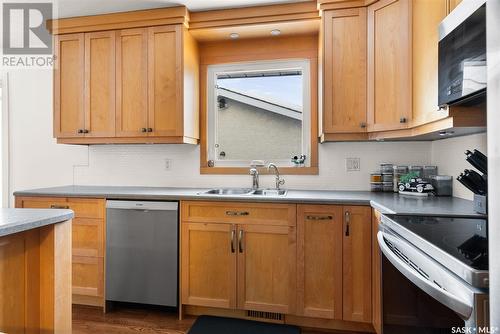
377,231,473,320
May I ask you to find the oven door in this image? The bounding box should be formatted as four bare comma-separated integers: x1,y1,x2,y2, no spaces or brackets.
377,227,487,327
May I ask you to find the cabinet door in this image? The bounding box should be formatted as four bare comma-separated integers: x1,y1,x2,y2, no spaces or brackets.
297,205,342,319
237,224,296,314
323,8,367,134
367,0,411,132
412,0,448,127
148,25,182,137
54,33,85,138
72,256,104,298
84,31,116,137
343,206,372,323
181,223,237,309
116,28,149,137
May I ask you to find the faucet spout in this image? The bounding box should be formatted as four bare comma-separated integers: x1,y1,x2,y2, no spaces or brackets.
267,163,285,190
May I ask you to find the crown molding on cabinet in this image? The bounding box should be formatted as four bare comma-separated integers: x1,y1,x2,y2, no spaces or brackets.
318,0,379,11
47,6,189,35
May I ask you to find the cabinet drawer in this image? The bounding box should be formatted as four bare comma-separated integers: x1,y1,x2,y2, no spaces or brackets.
72,256,104,298
67,198,105,219
72,218,104,257
181,201,296,226
15,196,68,209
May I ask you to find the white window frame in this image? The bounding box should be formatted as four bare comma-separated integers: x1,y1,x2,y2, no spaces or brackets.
0,72,10,208
207,59,311,168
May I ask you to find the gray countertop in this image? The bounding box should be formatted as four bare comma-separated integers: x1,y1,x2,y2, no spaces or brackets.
0,208,74,237
14,185,483,218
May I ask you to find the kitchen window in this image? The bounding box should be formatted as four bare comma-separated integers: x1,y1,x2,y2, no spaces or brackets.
206,60,311,168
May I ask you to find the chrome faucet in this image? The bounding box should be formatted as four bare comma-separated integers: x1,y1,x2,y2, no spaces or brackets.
249,167,259,190
267,163,285,190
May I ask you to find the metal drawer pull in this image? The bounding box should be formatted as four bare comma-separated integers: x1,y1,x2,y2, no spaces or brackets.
238,230,244,253
50,204,69,209
345,211,350,236
230,229,236,253
225,210,250,216
306,215,333,221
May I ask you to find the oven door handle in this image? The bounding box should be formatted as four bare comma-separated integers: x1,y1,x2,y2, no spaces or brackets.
377,231,473,320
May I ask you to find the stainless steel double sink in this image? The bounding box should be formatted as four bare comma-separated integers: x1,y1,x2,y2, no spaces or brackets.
200,188,287,197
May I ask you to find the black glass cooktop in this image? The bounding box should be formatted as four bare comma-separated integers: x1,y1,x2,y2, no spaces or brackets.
388,215,488,271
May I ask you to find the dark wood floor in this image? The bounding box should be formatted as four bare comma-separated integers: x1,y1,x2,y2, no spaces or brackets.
73,305,366,334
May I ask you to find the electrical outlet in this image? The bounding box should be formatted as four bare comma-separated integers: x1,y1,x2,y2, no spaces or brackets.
346,158,360,172
165,159,172,171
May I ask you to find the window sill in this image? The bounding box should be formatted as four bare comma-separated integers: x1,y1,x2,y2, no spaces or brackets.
200,166,319,175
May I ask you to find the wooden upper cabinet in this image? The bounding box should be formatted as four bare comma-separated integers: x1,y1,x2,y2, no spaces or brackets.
148,25,182,137
84,31,116,137
297,205,342,320
54,33,85,138
412,0,448,127
181,222,237,309
322,8,367,134
237,224,296,314
367,0,412,132
342,206,372,323
116,28,148,137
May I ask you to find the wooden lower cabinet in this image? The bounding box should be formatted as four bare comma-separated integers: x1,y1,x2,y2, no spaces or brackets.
237,224,296,314
15,196,106,307
180,201,296,314
181,222,237,309
342,206,372,323
296,205,343,319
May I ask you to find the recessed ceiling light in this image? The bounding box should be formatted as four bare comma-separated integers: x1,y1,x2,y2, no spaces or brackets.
270,29,281,36
229,33,239,39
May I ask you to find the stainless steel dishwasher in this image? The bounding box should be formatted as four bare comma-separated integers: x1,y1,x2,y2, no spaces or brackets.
106,200,178,307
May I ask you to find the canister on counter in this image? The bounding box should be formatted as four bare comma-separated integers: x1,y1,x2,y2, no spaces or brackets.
383,182,394,192
382,173,394,182
422,166,438,179
371,182,384,192
430,175,453,196
370,173,382,182
380,163,394,174
409,165,423,177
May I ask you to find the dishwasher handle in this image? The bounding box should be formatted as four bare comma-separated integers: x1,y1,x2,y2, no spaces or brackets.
106,200,178,211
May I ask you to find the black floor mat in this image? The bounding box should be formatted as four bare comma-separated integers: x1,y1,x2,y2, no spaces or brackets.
188,315,301,334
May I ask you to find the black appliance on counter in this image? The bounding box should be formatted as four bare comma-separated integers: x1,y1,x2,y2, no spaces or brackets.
438,0,486,107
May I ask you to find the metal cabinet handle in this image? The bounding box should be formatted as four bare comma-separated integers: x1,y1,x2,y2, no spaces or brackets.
230,229,236,253
345,211,350,237
360,122,367,129
77,129,84,134
225,211,250,216
400,117,407,124
50,204,69,209
147,128,153,132
306,215,333,221
141,128,148,133
238,229,244,253
83,129,89,134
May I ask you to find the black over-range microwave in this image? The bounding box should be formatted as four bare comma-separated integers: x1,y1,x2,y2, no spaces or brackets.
438,0,486,107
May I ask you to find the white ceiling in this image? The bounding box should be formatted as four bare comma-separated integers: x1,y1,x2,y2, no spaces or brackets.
53,0,310,19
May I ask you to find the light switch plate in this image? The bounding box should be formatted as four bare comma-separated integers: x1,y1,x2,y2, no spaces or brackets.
346,158,360,172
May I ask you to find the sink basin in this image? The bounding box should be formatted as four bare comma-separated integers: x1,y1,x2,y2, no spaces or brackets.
200,188,287,197
251,189,287,196
203,188,254,195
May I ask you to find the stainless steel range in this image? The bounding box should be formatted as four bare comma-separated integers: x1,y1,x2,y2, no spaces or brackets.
378,214,489,329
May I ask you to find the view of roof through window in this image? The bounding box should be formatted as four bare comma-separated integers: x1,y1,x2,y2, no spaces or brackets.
216,70,303,113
